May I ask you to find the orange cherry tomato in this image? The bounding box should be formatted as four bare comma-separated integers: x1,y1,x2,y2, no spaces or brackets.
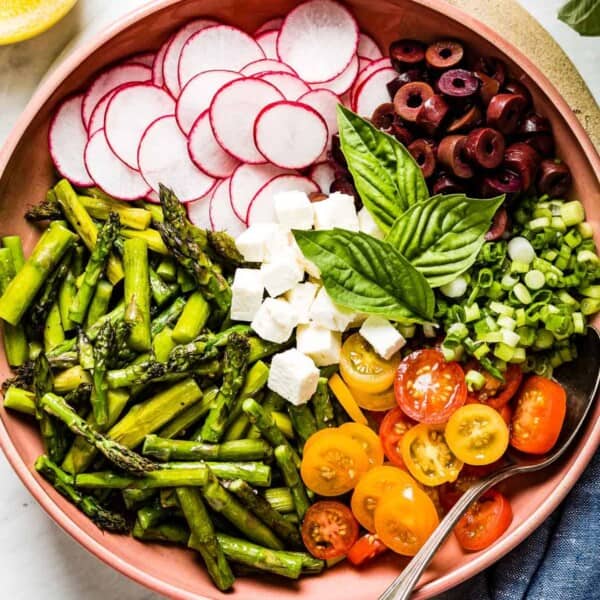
349,385,398,412
510,375,566,454
379,407,417,468
347,533,388,566
466,362,523,409
395,349,467,424
340,422,385,469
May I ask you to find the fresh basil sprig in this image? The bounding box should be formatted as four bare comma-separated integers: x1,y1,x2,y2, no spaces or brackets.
558,0,600,36
386,193,505,287
293,228,435,323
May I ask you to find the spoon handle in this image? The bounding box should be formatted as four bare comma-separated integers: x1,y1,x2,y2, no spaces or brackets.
378,470,511,600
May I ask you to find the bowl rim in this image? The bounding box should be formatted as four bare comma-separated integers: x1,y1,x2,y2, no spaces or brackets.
0,1,599,599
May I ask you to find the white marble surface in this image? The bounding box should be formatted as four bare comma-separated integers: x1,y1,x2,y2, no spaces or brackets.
0,1,598,599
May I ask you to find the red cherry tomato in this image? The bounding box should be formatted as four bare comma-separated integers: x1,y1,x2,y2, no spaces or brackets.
438,462,504,512
466,362,523,410
347,534,388,566
379,407,417,468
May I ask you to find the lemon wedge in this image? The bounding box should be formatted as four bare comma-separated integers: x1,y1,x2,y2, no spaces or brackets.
0,0,78,45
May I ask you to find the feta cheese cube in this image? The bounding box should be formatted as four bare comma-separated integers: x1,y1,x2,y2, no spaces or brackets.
358,207,384,239
285,282,319,324
309,287,357,331
235,223,279,262
251,298,299,343
268,349,320,405
359,315,406,359
230,268,264,322
296,323,341,366
313,192,359,231
274,191,314,230
261,250,304,297
264,226,294,262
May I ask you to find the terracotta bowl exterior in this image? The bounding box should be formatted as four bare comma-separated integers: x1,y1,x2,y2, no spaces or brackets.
0,1,599,599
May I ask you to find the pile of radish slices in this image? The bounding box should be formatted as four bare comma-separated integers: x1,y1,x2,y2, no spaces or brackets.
49,0,396,235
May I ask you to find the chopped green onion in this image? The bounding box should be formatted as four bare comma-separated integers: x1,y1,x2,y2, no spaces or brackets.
572,312,585,334
541,249,558,262
440,276,468,298
480,331,503,344
509,347,526,363
441,344,462,362
474,316,498,336
550,217,566,232
532,257,562,276
501,329,521,347
516,326,536,347
533,329,554,350
463,303,481,323
577,250,599,264
580,285,600,299
398,325,416,338
560,200,585,226
581,297,600,316
544,271,560,287
447,322,469,340
510,260,530,274
528,217,550,231
501,273,518,290
524,269,545,290
507,237,536,264
564,229,582,248
497,315,516,331
577,222,594,239
515,308,526,327
557,290,578,306
554,256,569,271
465,370,486,392
533,207,552,219
489,301,514,317
422,324,437,338
512,283,532,305
473,342,490,360
493,343,515,362
487,281,504,300
477,269,494,288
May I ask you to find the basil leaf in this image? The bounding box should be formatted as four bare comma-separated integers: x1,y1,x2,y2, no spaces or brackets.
386,194,505,287
558,0,600,35
292,228,435,323
336,105,428,233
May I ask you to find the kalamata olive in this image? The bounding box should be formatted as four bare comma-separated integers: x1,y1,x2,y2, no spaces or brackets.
503,142,540,190
475,71,500,105
389,39,426,72
464,127,505,169
485,207,508,240
432,172,465,194
519,112,552,135
408,139,437,178
390,121,414,146
371,103,396,131
387,69,428,98
393,81,434,122
330,175,361,208
415,95,450,134
329,134,347,169
474,56,506,87
503,79,532,108
447,104,483,132
437,69,480,97
437,135,474,179
481,169,523,197
425,40,464,69
537,160,572,198
523,134,555,157
486,93,527,135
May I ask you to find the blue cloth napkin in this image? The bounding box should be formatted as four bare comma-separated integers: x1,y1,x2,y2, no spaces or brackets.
435,449,600,600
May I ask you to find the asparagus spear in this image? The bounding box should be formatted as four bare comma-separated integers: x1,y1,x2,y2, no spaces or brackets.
78,194,151,230
264,488,295,514
148,267,177,307
75,467,209,489
121,228,168,255
177,487,235,592
274,445,310,519
156,256,177,282
313,377,336,430
206,231,244,268
157,387,217,439
3,386,36,416
25,198,63,221
132,520,189,544
161,461,272,488
136,499,180,530
0,248,28,365
287,404,317,449
160,488,179,509
1,360,34,394
152,326,176,363
91,321,116,426
85,280,113,329
122,488,156,510
151,296,186,336
123,238,151,351
2,236,25,270
247,336,292,364
58,269,77,332
171,291,210,343
53,366,92,393
35,456,129,533
43,302,65,352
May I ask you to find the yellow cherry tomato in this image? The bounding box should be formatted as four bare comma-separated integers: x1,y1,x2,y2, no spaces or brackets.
340,422,385,469
339,333,400,394
401,424,463,486
328,373,368,425
348,385,397,412
445,404,510,466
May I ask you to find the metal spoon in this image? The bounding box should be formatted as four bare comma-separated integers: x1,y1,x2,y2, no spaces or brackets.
379,326,600,600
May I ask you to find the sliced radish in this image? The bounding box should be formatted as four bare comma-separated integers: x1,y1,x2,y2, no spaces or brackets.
309,161,336,193
229,163,291,222
209,78,283,164
354,67,396,117
254,101,327,169
88,89,118,135
82,64,151,129
178,25,265,89
176,70,241,134
138,116,216,203
49,94,94,187
152,40,169,87
146,189,160,204
162,19,218,96
340,90,352,107
209,179,246,235
350,57,392,107
248,174,319,224
126,52,156,67
297,88,340,136
187,194,213,229
255,30,279,59
241,59,297,76
259,72,310,100
310,54,358,95
85,130,150,200
188,111,240,179
277,0,358,83
104,83,175,169
358,56,372,72
358,33,382,60
255,17,284,35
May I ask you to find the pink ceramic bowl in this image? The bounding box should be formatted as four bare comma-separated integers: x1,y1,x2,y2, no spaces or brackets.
1,1,599,598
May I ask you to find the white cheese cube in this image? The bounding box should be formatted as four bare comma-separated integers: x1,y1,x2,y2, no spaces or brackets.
358,207,385,240
251,298,299,343
261,250,304,297
264,226,295,261
309,287,357,332
235,223,280,262
359,315,406,359
274,191,314,230
230,268,264,322
268,349,320,405
296,323,341,366
285,282,319,324
313,192,359,231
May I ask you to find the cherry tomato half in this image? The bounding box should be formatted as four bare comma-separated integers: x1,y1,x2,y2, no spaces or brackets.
510,375,566,454
454,490,513,551
350,385,398,412
339,422,385,469
347,534,388,566
466,362,523,410
395,349,467,424
301,501,359,560
379,407,417,468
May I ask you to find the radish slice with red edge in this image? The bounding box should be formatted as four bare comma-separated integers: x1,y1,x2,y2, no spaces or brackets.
310,54,358,95
255,30,279,59
248,174,319,224
82,64,151,129
50,94,94,187
146,189,160,204
85,130,150,200
188,111,240,179
358,33,382,60
229,163,291,223
187,194,213,229
259,72,310,100
152,41,169,87
209,77,283,164
309,161,337,193
297,88,340,136
277,0,358,83
354,67,397,116
104,83,175,169
176,70,241,135
88,89,118,135
138,115,216,203
126,52,156,67
255,17,284,35
162,19,218,96
350,57,392,106
178,25,265,89
241,59,297,76
209,179,246,235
